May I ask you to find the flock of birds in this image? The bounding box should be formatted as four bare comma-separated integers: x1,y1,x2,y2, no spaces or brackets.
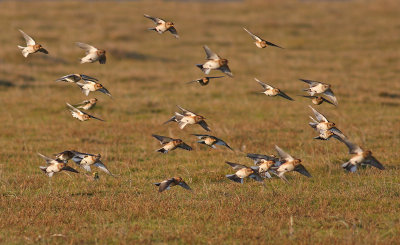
18,14,385,192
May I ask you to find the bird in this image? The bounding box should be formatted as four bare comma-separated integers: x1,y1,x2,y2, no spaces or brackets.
54,150,77,162
191,134,233,150
225,161,263,184
272,145,311,182
66,103,104,122
255,78,294,101
144,14,179,39
76,80,111,97
71,152,114,176
152,134,192,153
340,138,385,172
186,76,224,86
164,105,210,131
55,74,98,83
313,128,346,142
76,42,106,64
17,29,48,57
196,45,233,77
299,95,336,106
308,106,342,134
299,79,337,105
246,153,281,179
154,177,191,192
38,153,78,177
243,27,284,49
74,98,98,110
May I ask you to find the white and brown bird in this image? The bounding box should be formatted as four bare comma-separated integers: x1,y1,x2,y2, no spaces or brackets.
243,27,283,49
299,95,336,106
55,74,98,83
272,145,311,182
246,153,281,178
225,161,263,184
66,103,104,122
74,98,98,110
76,42,106,64
164,105,210,131
196,45,233,77
144,14,179,38
152,134,192,153
38,153,78,177
154,177,191,192
18,29,48,57
255,78,293,101
308,106,342,134
299,79,337,105
76,80,111,97
186,76,224,86
340,138,385,172
192,134,233,150
71,152,114,176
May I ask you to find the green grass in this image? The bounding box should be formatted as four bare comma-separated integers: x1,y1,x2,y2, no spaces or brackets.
0,0,400,244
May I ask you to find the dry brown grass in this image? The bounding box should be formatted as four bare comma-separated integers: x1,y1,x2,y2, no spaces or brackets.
0,0,400,244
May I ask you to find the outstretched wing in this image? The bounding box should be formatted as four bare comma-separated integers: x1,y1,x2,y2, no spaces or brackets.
19,29,35,45
278,91,294,101
76,42,98,54
198,120,211,131
168,27,179,39
243,27,262,42
365,156,385,170
94,161,113,176
152,134,174,144
178,142,193,151
144,14,164,24
323,89,338,105
341,137,363,154
203,45,219,60
274,145,294,162
226,161,248,170
309,105,328,123
254,78,273,90
178,181,191,190
295,164,312,177
299,79,321,87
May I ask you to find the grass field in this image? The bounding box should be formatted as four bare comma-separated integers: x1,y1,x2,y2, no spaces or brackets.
0,0,400,244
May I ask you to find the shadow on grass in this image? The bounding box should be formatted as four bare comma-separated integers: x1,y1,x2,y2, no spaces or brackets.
0,80,14,87
109,48,174,62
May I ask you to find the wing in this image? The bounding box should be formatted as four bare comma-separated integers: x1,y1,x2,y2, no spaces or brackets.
19,29,35,45
56,74,80,83
295,164,312,177
323,89,338,105
176,105,196,116
278,91,294,101
98,87,112,97
203,45,219,60
152,134,173,144
274,145,294,161
220,65,233,77
158,179,174,192
66,103,82,114
191,134,209,139
246,153,277,162
321,97,336,106
61,166,79,173
299,79,321,87
198,120,211,131
207,76,224,79
178,143,193,151
144,14,163,24
254,78,273,90
81,74,98,82
178,181,191,190
168,27,179,39
94,161,113,175
37,153,56,165
309,105,328,123
99,55,106,64
76,42,97,54
243,27,262,42
365,156,385,170
341,137,363,154
215,138,233,151
226,161,248,170
265,40,284,49
87,113,105,122
249,173,264,182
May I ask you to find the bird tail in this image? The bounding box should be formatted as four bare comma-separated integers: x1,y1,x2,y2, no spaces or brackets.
226,174,243,183
342,161,357,172
157,148,168,154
